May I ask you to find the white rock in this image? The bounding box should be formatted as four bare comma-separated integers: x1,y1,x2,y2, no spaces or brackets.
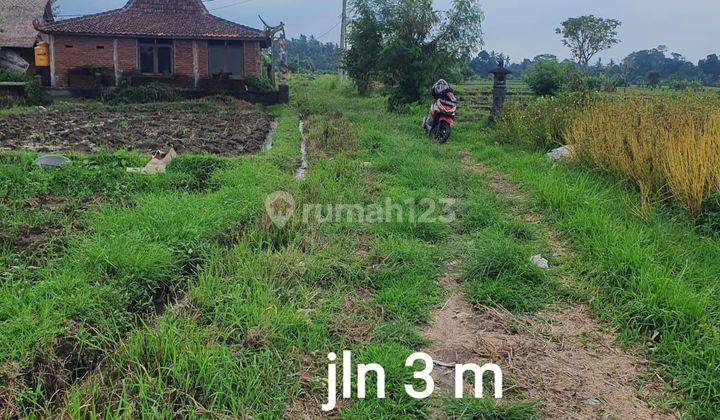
547,145,575,161
531,255,550,270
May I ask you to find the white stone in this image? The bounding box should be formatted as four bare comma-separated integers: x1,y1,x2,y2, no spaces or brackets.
547,145,575,161
530,255,550,270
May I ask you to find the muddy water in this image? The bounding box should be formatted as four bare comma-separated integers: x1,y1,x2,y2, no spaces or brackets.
264,119,278,150
295,121,309,180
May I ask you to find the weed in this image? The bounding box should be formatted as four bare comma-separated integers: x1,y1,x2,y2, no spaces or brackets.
494,93,594,151
104,83,179,105
463,229,556,313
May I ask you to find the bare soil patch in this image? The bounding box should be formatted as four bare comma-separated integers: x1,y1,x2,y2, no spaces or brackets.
0,101,273,156
423,263,671,419
419,151,672,418
0,195,99,258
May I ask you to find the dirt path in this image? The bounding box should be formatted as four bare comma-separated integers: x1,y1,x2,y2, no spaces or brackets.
420,152,673,419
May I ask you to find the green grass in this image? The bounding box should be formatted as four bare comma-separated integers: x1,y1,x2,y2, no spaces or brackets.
465,141,720,417
2,75,714,418
463,228,559,314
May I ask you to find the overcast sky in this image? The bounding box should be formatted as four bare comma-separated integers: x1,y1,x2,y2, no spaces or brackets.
57,0,720,63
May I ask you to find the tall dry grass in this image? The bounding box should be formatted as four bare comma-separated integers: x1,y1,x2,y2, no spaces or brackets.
565,93,720,215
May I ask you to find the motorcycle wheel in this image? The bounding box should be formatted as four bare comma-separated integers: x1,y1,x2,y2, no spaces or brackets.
436,122,451,143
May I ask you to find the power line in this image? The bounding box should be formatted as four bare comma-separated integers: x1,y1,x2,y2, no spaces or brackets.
316,20,342,40
208,0,256,11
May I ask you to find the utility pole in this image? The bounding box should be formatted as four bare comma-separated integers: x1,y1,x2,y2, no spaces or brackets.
339,0,347,81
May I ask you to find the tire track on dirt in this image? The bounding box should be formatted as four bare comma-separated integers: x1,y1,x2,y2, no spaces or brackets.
420,151,673,419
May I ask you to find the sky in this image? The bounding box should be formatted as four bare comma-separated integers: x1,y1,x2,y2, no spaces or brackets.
56,0,720,63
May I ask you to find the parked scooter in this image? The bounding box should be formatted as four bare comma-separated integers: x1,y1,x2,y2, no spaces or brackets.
422,79,457,143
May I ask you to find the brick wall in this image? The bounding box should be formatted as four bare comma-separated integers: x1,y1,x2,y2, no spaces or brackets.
51,35,259,87
197,41,208,78
174,40,194,78
116,38,137,77
244,41,260,77
53,35,115,87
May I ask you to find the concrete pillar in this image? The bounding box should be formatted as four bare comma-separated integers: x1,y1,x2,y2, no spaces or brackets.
192,41,199,88
49,35,56,88
113,39,120,86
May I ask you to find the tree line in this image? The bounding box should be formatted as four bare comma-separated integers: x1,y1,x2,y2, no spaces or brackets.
470,47,720,87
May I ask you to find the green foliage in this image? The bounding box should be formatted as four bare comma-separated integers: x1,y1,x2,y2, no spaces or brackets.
23,80,51,106
0,68,25,82
105,82,179,105
584,73,619,92
495,92,594,150
556,15,622,69
523,59,578,96
284,35,341,73
646,70,661,88
244,75,275,91
667,75,703,91
346,0,484,108
345,0,383,96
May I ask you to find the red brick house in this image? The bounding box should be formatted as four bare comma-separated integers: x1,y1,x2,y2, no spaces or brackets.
36,0,270,89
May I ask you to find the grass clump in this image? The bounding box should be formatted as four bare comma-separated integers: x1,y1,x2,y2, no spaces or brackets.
494,93,593,151
443,397,538,419
463,229,557,313
105,82,179,105
565,93,720,216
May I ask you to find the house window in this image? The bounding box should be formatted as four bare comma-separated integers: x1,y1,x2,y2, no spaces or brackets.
208,41,244,79
138,38,173,75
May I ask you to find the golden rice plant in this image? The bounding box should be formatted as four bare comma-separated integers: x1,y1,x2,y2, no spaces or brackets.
564,93,720,215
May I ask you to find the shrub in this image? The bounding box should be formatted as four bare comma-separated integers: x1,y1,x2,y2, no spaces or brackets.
523,59,577,96
585,73,618,92
23,80,51,106
565,93,720,215
668,76,703,91
244,75,275,92
105,82,179,105
494,92,594,150
0,69,25,82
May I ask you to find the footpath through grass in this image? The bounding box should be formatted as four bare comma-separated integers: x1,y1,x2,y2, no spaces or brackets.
466,141,720,417
2,77,539,417
1,75,712,417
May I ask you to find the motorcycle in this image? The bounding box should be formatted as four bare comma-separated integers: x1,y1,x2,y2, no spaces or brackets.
423,79,457,143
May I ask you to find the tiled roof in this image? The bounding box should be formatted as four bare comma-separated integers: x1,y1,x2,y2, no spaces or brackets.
0,0,52,48
38,0,270,46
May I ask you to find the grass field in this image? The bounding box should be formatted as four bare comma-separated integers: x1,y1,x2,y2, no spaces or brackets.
0,76,717,418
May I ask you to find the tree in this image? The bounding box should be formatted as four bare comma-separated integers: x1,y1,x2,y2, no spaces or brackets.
344,1,382,95
281,35,342,73
345,0,484,108
646,70,660,88
469,50,509,77
556,15,621,71
699,54,720,85
523,58,577,96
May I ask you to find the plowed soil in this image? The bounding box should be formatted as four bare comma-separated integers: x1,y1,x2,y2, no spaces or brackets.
0,101,273,156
